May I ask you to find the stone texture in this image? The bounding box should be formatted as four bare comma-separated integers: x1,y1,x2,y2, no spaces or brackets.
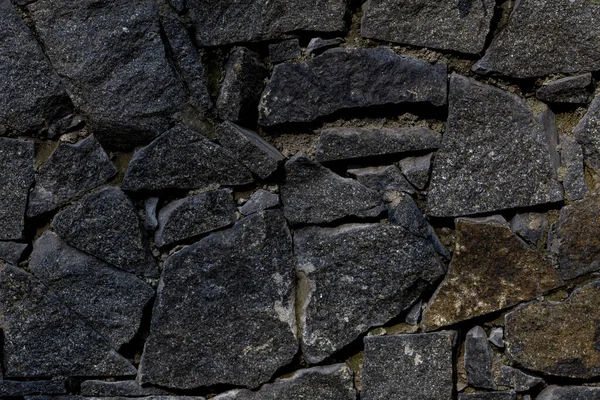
281,153,382,226
422,217,563,331
155,189,237,247
295,223,446,363
458,393,516,400
465,326,495,390
348,165,415,194
398,153,433,190
559,134,589,201
0,264,136,377
306,37,344,56
509,213,548,245
144,197,160,231
52,187,158,277
362,0,495,54
28,135,118,217
81,380,171,396
259,47,447,126
216,122,284,179
239,189,280,216
405,300,422,325
362,332,455,400
139,211,298,389
269,39,302,63
489,327,504,348
573,93,600,171
427,74,563,217
537,386,600,400
315,126,442,162
0,138,35,240
0,380,66,396
30,232,154,349
0,241,27,265
536,74,594,104
505,280,600,378
122,125,253,191
495,366,543,392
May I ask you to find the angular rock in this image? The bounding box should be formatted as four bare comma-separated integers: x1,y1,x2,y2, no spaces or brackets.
559,134,589,201
216,122,284,179
268,39,302,63
295,223,446,363
0,241,27,265
362,0,495,54
573,93,600,170
423,217,563,331
348,165,415,194
458,392,516,400
362,332,455,400
52,187,158,277
28,397,203,400
139,211,298,389
0,380,66,396
81,380,171,396
405,300,422,325
217,48,268,122
259,47,447,126
489,327,504,348
465,326,496,390
306,37,344,56
536,74,594,104
474,0,600,78
28,135,118,217
30,232,154,349
122,125,253,191
495,366,543,392
537,386,600,400
239,189,280,216
0,264,136,377
155,189,237,247
398,153,433,190
427,74,563,217
281,153,382,226
0,138,35,240
509,213,548,245
316,126,441,162
144,197,160,232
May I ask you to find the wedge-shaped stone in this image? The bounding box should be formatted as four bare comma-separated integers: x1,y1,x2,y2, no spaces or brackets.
348,165,415,194
398,153,433,190
239,189,279,216
536,74,594,104
573,93,600,170
259,47,447,126
81,380,171,396
423,217,563,331
139,211,297,389
427,74,563,217
0,241,27,265
495,366,543,392
295,223,445,363
465,326,495,390
559,135,589,201
537,386,600,400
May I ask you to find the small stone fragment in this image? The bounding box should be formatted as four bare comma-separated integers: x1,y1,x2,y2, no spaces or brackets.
559,135,589,201
573,93,600,171
348,165,415,194
362,332,455,400
0,242,27,265
509,213,548,245
537,386,600,400
495,366,543,392
239,189,280,215
144,197,160,231
536,74,594,104
465,326,496,390
0,381,66,396
458,392,516,400
488,327,504,348
81,380,171,396
259,47,447,126
398,153,433,190
269,39,302,63
306,37,344,56
405,300,422,325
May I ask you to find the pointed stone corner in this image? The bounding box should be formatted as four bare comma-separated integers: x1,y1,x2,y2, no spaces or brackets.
465,326,495,390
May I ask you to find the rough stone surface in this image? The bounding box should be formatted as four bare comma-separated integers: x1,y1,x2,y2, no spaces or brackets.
423,217,563,330
405,300,422,325
0,380,66,396
489,327,504,348
362,0,495,54
458,392,516,400
306,37,344,56
537,386,600,400
239,189,280,215
295,223,446,363
315,126,441,162
28,135,118,217
139,211,298,389
495,366,543,392
559,134,589,201
0,241,27,265
362,332,455,400
398,153,433,190
52,187,158,277
509,213,548,245
259,47,447,126
123,125,253,191
573,93,600,170
155,189,237,247
348,165,415,194
281,153,382,226
536,74,594,104
427,74,563,217
81,380,171,396
268,39,302,63
144,197,160,232
505,280,600,378
465,326,496,390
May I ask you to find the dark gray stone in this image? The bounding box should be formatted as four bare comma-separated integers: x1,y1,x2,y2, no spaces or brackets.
269,39,302,63
239,189,280,215
122,125,253,191
28,135,118,217
316,126,441,162
216,122,284,179
347,165,415,194
510,213,548,245
473,0,600,78
465,326,496,390
0,380,65,396
405,300,422,325
259,47,447,126
52,187,158,277
536,74,594,104
427,74,563,217
144,198,160,231
537,386,600,400
217,48,268,122
559,135,589,201
169,0,185,12
573,93,600,171
0,138,34,240
28,397,203,400
306,37,344,56
155,189,237,247
495,366,543,392
0,264,136,377
398,153,433,190
30,232,154,349
489,327,504,348
362,332,456,400
139,211,297,389
361,0,495,54
81,380,171,396
0,241,27,265
295,223,446,363
281,153,382,226
458,392,516,400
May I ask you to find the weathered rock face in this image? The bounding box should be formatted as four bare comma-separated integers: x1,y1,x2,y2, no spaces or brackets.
573,93,600,170
537,386,600,400
458,392,516,400
295,223,445,363
536,74,595,104
398,153,433,190
509,212,548,245
269,39,302,63
259,47,447,126
495,366,543,392
489,327,504,348
239,189,280,216
0,380,66,396
0,241,27,265
306,37,343,56
558,135,589,202
465,326,495,390
81,380,171,396
505,281,600,378
474,0,600,78
423,217,563,331
427,74,563,217
361,0,495,54
347,165,415,194
362,332,455,400
139,211,298,389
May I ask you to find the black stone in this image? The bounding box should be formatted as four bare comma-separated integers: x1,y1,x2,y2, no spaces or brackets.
239,189,280,215
559,134,589,201
81,380,171,396
537,386,600,400
398,153,433,190
269,39,302,63
0,380,66,396
458,392,516,400
0,241,27,265
144,197,160,232
509,213,548,245
536,74,595,104
306,37,344,56
573,93,600,171
495,366,543,392
347,165,415,194
465,326,496,390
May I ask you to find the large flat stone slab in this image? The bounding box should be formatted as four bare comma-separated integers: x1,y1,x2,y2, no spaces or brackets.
537,386,600,400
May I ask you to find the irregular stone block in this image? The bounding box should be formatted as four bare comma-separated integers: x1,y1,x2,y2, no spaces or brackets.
139,211,298,389
315,126,441,162
362,332,455,400
458,392,516,400
52,187,158,277
488,327,504,348
465,326,496,390
259,47,447,126
0,380,65,396
537,386,600,400
495,366,543,392
405,300,422,325
362,0,495,54
28,135,117,217
509,212,548,245
295,223,445,363
559,134,589,201
398,153,433,190
306,37,343,56
81,380,171,396
123,125,253,191
155,189,237,247
427,74,563,217
423,217,563,331
269,39,302,63
239,189,280,216
536,74,594,104
144,197,160,232
0,241,27,265
348,165,415,194
281,153,382,226
573,93,600,170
